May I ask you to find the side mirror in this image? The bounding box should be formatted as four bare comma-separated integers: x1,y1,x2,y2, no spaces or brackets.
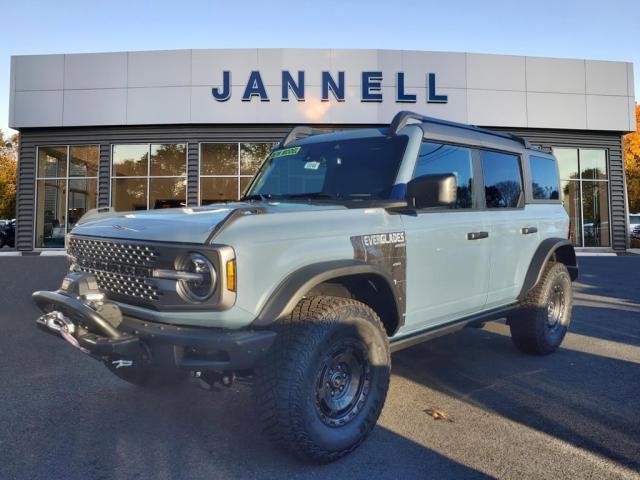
406,173,457,209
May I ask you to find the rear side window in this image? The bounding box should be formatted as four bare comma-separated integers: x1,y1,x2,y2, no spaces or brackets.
529,155,560,200
480,150,523,208
414,142,475,208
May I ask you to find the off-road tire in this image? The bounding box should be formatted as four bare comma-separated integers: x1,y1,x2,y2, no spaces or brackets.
510,262,573,355
254,296,391,463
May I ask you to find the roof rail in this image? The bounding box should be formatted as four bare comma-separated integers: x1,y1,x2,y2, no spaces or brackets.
280,126,333,147
388,111,531,149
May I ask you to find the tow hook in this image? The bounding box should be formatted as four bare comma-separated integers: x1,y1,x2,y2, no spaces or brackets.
194,370,235,390
36,311,90,354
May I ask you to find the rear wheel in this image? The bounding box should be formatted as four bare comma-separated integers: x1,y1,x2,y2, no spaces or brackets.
510,262,573,355
254,296,390,463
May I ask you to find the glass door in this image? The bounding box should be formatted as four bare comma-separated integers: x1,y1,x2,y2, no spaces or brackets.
553,148,610,247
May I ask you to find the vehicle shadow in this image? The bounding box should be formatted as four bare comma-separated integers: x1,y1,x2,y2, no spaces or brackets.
392,320,640,472
2,371,493,480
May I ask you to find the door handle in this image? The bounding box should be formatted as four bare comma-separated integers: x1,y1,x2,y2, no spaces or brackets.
467,231,489,240
521,227,538,235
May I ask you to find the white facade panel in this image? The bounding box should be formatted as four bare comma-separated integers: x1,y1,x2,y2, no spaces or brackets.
586,95,631,131
63,89,127,126
192,49,258,87
8,48,635,131
527,92,587,129
585,60,628,96
466,53,526,91
401,50,466,89
127,86,190,124
65,52,127,90
526,57,585,94
14,54,64,91
8,56,15,127
467,89,527,127
13,90,63,127
128,50,191,88
629,97,637,132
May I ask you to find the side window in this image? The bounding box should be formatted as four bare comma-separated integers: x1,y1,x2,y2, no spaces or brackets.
414,142,475,208
529,155,560,200
480,150,523,208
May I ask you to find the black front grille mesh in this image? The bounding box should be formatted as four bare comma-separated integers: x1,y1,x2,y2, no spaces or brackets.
67,237,161,301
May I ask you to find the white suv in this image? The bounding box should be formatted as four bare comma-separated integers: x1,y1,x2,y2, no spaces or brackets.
34,111,577,462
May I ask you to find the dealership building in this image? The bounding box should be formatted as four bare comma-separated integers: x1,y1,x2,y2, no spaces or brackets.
7,48,636,252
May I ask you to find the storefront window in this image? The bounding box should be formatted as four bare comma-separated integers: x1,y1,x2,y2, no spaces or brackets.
35,145,98,248
111,143,186,211
553,147,610,247
200,142,275,204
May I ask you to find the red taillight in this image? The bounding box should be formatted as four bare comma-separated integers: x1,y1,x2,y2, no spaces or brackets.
568,220,572,240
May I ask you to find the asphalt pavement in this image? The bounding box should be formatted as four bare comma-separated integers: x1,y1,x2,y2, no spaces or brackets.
0,256,638,479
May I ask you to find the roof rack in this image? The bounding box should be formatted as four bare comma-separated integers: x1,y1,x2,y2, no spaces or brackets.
388,111,531,149
280,126,333,147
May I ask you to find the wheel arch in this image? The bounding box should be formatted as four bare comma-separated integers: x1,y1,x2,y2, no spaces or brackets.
252,260,403,336
518,238,578,301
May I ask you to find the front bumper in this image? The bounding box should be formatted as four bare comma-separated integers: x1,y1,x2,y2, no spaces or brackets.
33,287,275,372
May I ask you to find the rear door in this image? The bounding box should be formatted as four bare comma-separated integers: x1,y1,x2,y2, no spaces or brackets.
479,150,541,307
401,141,490,332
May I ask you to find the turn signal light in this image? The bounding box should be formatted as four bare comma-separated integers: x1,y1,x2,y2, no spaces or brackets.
226,259,236,292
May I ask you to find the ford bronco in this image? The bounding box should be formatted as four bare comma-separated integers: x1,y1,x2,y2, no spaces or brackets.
34,111,577,462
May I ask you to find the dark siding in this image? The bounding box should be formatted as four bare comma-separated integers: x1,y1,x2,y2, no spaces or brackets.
187,142,199,206
15,138,36,251
15,124,628,251
98,144,111,208
492,128,627,251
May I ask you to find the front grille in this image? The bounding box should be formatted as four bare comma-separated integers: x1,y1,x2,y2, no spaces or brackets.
68,237,161,301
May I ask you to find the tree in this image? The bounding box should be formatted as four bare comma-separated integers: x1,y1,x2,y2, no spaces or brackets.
0,131,18,219
624,104,640,213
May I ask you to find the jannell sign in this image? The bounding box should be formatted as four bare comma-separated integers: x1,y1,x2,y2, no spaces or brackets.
212,71,448,104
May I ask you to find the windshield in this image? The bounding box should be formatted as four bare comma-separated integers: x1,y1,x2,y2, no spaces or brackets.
245,135,408,202
631,215,640,225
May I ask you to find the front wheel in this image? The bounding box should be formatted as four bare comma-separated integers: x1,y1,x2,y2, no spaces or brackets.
510,262,573,355
254,296,391,463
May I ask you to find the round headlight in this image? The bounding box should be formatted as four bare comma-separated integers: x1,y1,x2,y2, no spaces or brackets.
177,253,217,303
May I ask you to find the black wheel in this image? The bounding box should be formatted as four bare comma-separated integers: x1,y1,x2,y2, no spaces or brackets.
510,262,573,355
254,296,390,463
0,236,5,248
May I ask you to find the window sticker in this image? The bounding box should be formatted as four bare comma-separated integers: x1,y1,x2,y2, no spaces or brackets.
270,146,301,159
304,161,321,170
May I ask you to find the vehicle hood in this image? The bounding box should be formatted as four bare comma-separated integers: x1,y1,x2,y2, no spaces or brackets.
70,202,346,244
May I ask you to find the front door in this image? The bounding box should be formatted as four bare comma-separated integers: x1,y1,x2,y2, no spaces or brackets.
401,142,490,333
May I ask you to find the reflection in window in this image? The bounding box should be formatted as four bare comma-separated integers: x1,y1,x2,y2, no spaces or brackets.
70,146,99,177
582,181,610,247
530,156,560,200
579,149,607,180
38,146,67,178
552,147,609,247
554,148,579,180
200,142,275,204
111,144,187,211
480,150,523,208
112,144,148,176
414,142,475,208
561,180,582,246
35,145,98,248
201,177,239,204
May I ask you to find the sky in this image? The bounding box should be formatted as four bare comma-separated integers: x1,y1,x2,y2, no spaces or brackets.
0,0,638,135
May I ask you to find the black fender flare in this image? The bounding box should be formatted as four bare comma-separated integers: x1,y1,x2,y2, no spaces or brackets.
252,259,403,329
518,238,578,301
